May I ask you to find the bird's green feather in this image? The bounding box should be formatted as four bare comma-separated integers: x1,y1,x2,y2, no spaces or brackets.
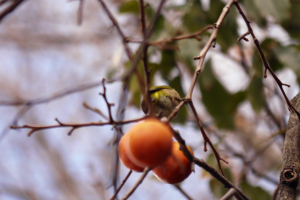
149,85,173,93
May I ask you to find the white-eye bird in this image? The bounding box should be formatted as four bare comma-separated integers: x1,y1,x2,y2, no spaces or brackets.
141,85,181,118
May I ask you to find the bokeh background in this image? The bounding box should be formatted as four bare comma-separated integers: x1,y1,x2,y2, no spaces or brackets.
0,0,300,199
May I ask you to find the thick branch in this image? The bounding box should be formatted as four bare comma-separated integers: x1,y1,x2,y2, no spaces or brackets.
278,92,300,199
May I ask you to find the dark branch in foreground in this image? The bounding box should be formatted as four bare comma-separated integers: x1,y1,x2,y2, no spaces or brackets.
0,0,26,22
171,129,249,200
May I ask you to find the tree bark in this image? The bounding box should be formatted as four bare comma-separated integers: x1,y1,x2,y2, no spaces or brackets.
278,92,300,200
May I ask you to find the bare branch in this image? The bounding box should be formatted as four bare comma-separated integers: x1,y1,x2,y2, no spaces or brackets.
139,0,153,116
170,129,249,200
0,78,118,107
234,1,300,120
0,0,26,22
188,100,228,175
10,116,147,136
187,0,237,97
99,79,114,123
121,167,150,200
149,25,214,45
83,102,108,120
220,188,237,200
173,184,193,200
110,170,132,200
77,0,85,25
237,31,250,42
164,0,238,176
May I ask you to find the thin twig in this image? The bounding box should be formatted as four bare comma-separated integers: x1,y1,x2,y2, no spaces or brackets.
220,188,237,200
97,0,133,60
2,78,120,140
99,79,114,123
121,0,167,81
171,129,249,200
271,185,279,200
189,101,228,175
0,0,26,22
0,105,30,142
139,0,153,116
77,0,85,25
110,170,132,200
83,102,108,120
234,1,300,120
0,78,118,107
149,25,213,45
121,167,150,200
165,0,237,175
173,184,194,200
97,0,167,193
11,116,147,136
237,31,249,42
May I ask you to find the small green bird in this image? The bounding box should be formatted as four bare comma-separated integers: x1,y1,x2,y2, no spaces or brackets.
141,85,181,118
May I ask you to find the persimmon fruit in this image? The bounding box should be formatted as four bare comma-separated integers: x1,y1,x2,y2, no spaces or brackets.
126,118,173,168
118,131,144,172
119,118,173,170
152,142,193,184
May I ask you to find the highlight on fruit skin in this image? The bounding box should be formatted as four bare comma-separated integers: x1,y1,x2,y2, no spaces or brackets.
152,142,194,184
118,131,144,172
118,118,173,171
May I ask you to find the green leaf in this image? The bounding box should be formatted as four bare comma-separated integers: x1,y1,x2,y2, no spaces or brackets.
240,179,272,200
241,0,289,27
199,59,245,129
177,39,201,71
182,0,239,52
151,14,165,40
159,49,176,80
246,52,265,112
182,0,208,33
253,0,290,23
129,74,142,108
284,0,300,41
259,38,284,72
274,45,300,83
216,7,239,52
241,0,267,27
274,44,300,85
147,63,160,86
119,0,139,15
209,166,233,199
169,76,187,124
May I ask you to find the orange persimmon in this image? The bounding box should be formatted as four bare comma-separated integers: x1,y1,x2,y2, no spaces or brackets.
118,132,144,172
126,118,173,168
153,142,193,184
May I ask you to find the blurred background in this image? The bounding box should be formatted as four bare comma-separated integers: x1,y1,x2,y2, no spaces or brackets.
0,0,300,199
